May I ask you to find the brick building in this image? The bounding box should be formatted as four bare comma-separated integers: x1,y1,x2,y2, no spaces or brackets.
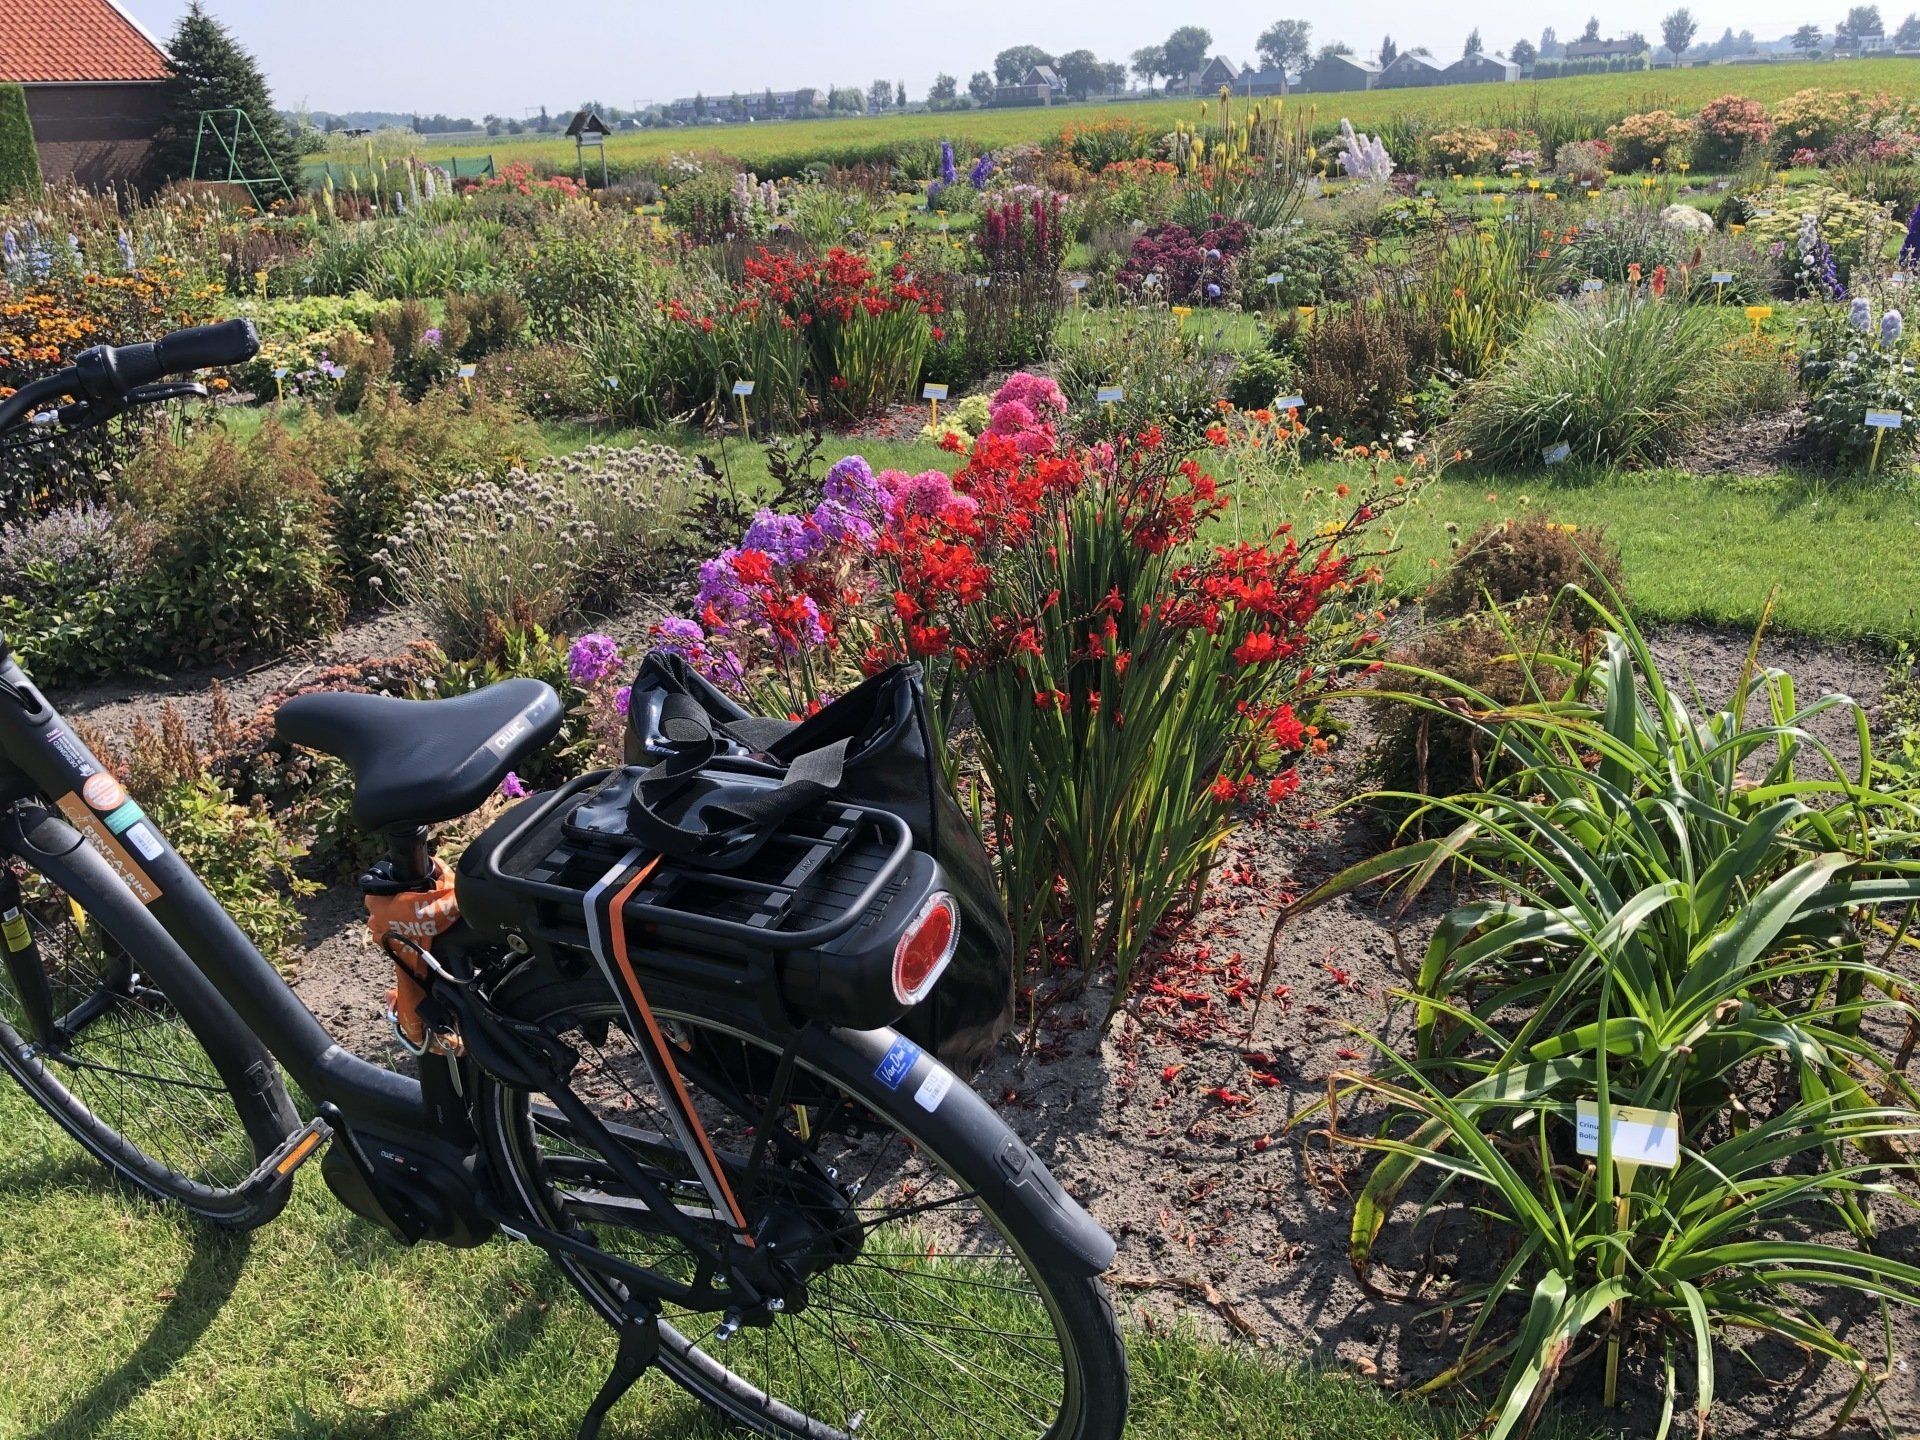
1,0,172,188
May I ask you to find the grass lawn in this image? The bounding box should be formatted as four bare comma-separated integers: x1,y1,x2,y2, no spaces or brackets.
540,420,1919,646
0,1084,1621,1440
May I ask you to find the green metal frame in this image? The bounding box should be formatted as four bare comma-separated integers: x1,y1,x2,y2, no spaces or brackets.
189,108,296,208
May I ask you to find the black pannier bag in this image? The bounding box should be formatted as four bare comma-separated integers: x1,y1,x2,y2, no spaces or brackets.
621,651,1014,1069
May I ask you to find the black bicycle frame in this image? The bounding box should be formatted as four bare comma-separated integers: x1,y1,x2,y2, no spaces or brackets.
0,643,758,1281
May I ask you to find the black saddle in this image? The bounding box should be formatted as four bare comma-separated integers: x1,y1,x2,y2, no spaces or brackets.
274,679,563,831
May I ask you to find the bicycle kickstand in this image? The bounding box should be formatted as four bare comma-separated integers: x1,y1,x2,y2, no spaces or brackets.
576,1301,661,1440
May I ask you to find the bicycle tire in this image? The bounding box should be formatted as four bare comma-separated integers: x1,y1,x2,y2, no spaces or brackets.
0,804,300,1228
476,974,1128,1440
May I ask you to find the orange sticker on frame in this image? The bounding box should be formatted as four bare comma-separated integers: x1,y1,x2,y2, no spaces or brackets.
55,793,163,905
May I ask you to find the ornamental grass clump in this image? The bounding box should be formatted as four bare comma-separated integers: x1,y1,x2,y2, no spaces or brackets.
1448,289,1742,467
375,444,688,656
1281,597,1920,1438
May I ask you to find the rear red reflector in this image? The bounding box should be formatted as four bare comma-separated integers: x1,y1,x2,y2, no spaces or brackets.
893,892,959,1005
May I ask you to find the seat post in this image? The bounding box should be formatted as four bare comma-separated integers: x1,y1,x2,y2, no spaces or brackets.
385,826,434,889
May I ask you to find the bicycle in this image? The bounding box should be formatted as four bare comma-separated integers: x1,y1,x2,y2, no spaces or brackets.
0,321,1128,1440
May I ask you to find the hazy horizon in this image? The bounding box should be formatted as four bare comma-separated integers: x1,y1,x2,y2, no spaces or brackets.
119,0,1897,120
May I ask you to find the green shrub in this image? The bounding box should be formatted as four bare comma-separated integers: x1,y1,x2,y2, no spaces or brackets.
305,389,541,574
1224,348,1296,410
444,289,526,360
1449,292,1740,467
230,291,399,397
1235,224,1357,309
516,209,660,343
0,504,153,684
472,343,593,418
0,84,41,200
1298,295,1444,441
1796,301,1920,468
118,425,346,666
1052,309,1225,442
374,444,688,656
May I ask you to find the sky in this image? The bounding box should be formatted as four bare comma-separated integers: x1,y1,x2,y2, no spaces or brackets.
119,0,1872,118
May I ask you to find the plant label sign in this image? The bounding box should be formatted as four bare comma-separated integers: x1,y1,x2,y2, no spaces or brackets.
1865,410,1904,428
1709,272,1733,284
1265,273,1285,285
1096,386,1125,404
1069,277,1088,291
1580,278,1604,293
731,380,755,397
273,367,289,379
921,383,949,401
457,364,477,380
1543,442,1572,465
1575,1100,1680,1171
1275,395,1304,411
605,376,619,390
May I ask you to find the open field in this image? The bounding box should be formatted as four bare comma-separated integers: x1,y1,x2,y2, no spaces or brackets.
317,58,1920,177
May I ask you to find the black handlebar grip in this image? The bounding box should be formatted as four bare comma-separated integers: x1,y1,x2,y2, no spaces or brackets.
154,318,261,376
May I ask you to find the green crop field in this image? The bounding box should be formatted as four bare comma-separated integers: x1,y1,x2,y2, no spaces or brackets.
319,57,1920,179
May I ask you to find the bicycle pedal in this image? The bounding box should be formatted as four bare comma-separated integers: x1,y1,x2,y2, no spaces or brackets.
236,1115,333,1205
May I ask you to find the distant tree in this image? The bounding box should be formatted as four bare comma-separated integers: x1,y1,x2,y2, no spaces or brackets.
153,2,299,186
1101,61,1129,93
896,81,907,108
930,73,958,102
1055,49,1106,99
1582,16,1602,39
827,86,864,113
994,45,1053,84
1407,45,1433,56
692,93,706,118
1314,41,1356,63
1378,33,1399,65
1540,24,1563,56
868,79,892,111
1162,25,1214,79
1256,19,1314,73
0,85,43,201
1836,3,1885,35
1896,11,1920,41
1737,27,1756,47
968,70,995,102
1510,36,1538,65
1661,7,1699,52
1793,21,1825,45
1623,30,1650,49
1463,27,1484,55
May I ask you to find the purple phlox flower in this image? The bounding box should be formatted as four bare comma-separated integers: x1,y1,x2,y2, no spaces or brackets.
810,497,876,547
614,684,632,717
697,550,752,621
650,616,707,656
884,469,959,520
991,371,1067,417
567,632,622,685
989,398,1038,435
1205,282,1222,299
500,772,530,799
741,507,821,566
823,454,883,510
422,327,443,347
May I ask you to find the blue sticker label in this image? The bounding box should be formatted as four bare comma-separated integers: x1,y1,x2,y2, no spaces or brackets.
102,799,146,835
875,1037,922,1090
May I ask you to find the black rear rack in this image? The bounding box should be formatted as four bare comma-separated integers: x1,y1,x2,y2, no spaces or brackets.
478,769,914,955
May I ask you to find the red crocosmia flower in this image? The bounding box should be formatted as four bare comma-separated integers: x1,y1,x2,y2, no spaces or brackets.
1233,632,1281,666
1209,775,1238,804
730,549,775,586
1266,770,1301,803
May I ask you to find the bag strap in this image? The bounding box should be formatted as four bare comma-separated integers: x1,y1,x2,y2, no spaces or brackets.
629,694,850,861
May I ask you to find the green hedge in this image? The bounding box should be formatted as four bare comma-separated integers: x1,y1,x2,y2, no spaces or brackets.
0,84,40,200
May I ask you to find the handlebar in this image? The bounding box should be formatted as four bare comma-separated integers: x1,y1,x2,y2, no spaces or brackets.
0,318,260,435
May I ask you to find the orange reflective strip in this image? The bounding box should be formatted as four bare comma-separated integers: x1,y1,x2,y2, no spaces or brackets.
604,857,755,1245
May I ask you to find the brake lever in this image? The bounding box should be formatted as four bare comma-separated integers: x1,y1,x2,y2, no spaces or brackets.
124,381,210,405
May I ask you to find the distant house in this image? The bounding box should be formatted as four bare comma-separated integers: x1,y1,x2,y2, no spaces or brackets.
1239,66,1294,96
1299,53,1380,92
1564,37,1650,60
1376,52,1447,88
1170,56,1242,95
0,0,171,187
1445,52,1521,83
993,64,1065,107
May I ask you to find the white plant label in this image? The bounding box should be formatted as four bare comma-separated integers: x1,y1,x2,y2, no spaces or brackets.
1265,273,1285,285
1865,410,1904,429
457,363,477,379
1276,395,1304,411
1576,1100,1680,1170
1069,277,1088,291
1709,273,1733,284
605,376,619,389
921,382,949,400
731,380,755,397
1543,442,1572,464
273,366,289,379
1580,278,1605,293
1096,386,1125,404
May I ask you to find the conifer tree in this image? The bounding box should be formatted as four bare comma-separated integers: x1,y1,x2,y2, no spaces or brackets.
154,3,297,189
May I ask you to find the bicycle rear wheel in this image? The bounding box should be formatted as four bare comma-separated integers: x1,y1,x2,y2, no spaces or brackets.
0,805,299,1227
478,975,1127,1440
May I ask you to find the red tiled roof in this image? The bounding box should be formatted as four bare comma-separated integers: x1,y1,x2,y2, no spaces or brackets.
1,0,171,85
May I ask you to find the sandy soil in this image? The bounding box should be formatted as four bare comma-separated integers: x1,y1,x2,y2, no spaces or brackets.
45,614,1915,1437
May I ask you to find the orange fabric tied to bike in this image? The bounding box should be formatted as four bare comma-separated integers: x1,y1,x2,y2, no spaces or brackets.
364,858,461,1050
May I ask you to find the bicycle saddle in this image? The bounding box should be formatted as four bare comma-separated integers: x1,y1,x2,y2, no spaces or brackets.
274,679,564,830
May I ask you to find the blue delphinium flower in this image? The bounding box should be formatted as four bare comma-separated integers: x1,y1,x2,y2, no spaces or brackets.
1849,297,1873,332
1901,202,1920,268
969,153,995,189
939,141,957,188
1883,309,1905,349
